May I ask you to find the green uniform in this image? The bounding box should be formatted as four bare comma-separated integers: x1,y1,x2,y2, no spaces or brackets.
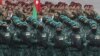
11,16,27,26
60,15,80,28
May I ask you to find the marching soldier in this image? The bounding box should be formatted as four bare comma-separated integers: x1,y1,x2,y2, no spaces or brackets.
13,4,26,21
62,3,75,19
69,3,84,20
0,5,8,21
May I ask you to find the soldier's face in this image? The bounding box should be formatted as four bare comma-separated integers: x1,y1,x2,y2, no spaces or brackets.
18,3,22,7
69,6,72,9
70,6,75,11
43,6,47,10
11,5,14,8
54,5,58,10
87,6,90,10
57,6,60,10
61,6,65,10
65,5,69,10
0,5,2,9
89,7,94,11
15,6,19,9
22,5,25,8
8,5,11,8
51,6,55,9
76,6,81,10
47,4,51,8
84,6,88,10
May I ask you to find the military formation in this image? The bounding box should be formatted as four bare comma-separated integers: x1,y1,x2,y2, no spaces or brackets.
0,1,100,56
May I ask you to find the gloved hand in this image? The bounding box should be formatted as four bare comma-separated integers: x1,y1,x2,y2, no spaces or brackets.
95,15,100,22
78,15,89,23
89,19,97,29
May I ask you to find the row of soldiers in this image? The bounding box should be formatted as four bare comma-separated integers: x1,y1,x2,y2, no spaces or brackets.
0,3,99,45
0,1,99,19
0,1,99,33
0,1,99,35
0,1,99,56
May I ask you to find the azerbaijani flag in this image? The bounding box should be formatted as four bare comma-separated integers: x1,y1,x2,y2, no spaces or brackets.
32,0,41,19
34,0,41,13
0,0,2,5
32,5,38,19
